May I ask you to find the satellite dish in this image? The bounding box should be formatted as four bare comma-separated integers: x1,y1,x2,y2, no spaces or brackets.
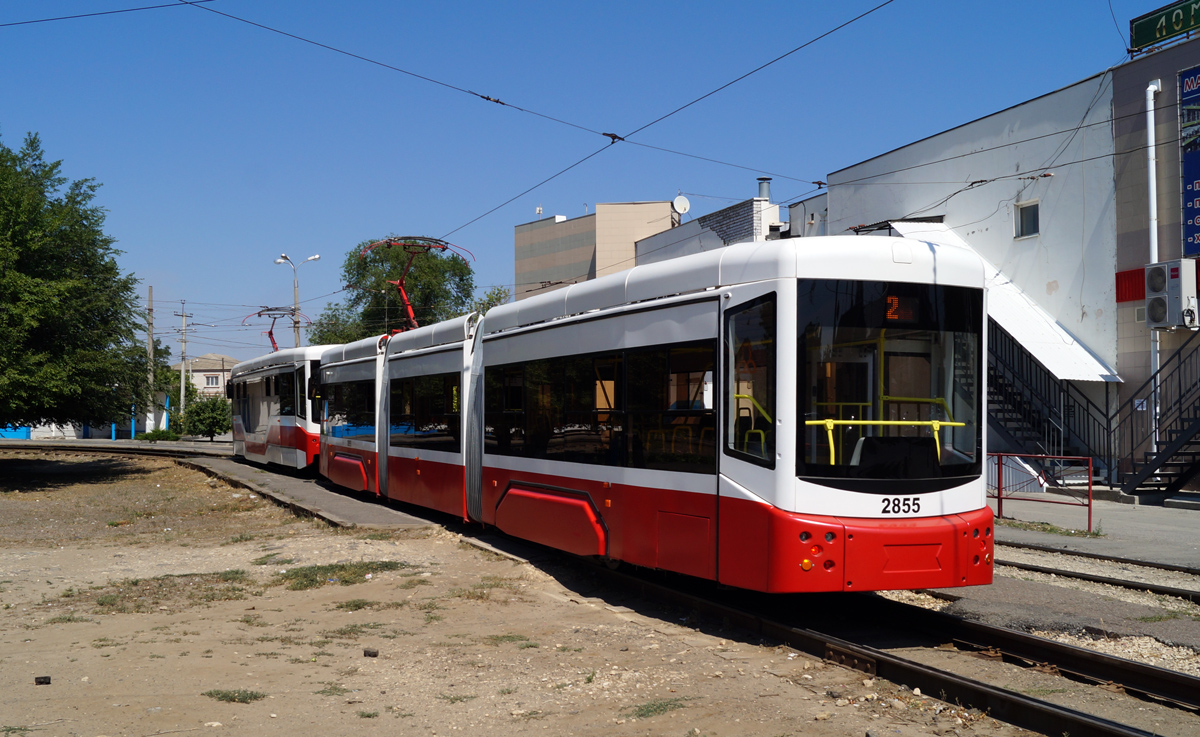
672,195,691,215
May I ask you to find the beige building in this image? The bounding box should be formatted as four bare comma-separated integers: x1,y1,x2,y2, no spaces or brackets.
514,202,677,301
172,353,237,397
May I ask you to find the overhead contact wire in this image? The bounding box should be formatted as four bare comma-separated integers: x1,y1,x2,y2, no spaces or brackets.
0,1,214,28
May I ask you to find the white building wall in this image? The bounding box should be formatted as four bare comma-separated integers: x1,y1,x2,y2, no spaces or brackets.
826,72,1118,367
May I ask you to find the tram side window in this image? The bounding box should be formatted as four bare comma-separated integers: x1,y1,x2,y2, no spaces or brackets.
295,368,307,421
484,365,525,456
247,379,266,433
512,354,622,465
278,371,296,417
724,294,776,467
325,380,375,439
628,342,716,474
484,341,716,474
390,372,461,452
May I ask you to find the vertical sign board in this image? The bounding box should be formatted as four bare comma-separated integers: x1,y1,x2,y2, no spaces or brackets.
1181,65,1200,257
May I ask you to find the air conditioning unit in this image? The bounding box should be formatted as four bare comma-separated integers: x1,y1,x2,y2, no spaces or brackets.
1145,259,1199,330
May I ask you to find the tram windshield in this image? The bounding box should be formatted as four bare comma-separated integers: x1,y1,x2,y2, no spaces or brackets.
797,279,981,483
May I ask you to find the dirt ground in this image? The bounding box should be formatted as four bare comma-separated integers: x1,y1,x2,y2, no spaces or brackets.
0,452,1032,737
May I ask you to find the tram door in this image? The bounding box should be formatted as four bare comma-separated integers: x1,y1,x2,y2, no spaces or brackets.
716,280,792,590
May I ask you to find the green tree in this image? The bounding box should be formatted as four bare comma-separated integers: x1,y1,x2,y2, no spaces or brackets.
308,237,475,345
308,302,365,347
183,396,232,440
472,285,511,315
0,132,148,427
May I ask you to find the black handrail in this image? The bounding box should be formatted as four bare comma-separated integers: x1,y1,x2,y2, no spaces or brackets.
987,320,1110,465
1109,327,1200,486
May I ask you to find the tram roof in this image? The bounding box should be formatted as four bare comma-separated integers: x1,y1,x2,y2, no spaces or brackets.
321,314,477,367
483,235,986,335
230,345,337,378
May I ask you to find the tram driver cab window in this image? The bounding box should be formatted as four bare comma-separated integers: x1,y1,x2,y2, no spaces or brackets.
724,293,776,467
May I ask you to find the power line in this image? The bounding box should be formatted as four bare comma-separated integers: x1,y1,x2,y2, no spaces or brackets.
177,1,871,235
442,144,612,239
622,0,897,140
833,77,1181,187
0,1,214,29
444,4,891,237
176,0,605,139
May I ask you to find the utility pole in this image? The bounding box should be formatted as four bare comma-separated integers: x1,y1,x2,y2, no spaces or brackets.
175,300,192,416
147,286,155,433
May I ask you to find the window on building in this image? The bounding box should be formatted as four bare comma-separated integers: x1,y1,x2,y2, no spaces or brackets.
205,375,219,387
1015,201,1039,238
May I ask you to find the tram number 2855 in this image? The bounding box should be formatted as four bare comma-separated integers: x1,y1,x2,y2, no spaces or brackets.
881,497,921,514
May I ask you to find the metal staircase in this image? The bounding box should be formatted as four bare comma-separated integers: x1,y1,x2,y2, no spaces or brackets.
986,320,1110,479
988,317,1200,496
1111,328,1200,494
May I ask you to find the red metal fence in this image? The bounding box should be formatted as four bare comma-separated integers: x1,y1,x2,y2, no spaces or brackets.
987,452,1094,533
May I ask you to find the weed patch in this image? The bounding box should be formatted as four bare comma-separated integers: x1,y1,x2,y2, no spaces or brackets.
251,552,295,566
396,577,430,590
484,634,530,645
274,561,407,590
621,697,693,719
202,689,266,703
45,613,94,624
334,599,378,612
994,518,1103,538
323,623,384,639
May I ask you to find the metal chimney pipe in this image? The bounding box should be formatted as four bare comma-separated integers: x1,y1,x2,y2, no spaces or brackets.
757,177,771,200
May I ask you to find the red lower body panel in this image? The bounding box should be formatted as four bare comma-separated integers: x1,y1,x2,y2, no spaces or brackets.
494,487,606,556
481,466,718,580
323,445,377,494
387,456,465,518
238,423,319,468
718,496,993,593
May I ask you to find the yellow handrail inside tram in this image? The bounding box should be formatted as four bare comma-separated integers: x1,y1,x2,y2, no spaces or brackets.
803,419,966,465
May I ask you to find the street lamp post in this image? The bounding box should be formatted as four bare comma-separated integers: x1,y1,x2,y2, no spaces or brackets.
274,253,320,347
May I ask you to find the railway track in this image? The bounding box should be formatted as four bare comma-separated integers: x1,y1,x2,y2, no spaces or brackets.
996,541,1200,604
594,564,1200,737
0,439,231,461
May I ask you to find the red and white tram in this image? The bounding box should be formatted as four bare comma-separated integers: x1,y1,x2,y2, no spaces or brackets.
229,345,333,469
311,236,993,594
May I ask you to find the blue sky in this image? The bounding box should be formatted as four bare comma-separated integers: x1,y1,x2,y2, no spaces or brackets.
2,0,1151,361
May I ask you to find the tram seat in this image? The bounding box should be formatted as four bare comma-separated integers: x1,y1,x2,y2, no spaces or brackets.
671,426,692,454
647,429,666,452
743,429,766,458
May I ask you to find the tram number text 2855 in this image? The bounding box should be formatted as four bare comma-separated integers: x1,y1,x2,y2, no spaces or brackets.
881,497,921,514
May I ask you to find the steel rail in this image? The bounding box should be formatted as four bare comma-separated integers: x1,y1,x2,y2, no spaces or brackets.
995,558,1200,604
997,540,1200,577
866,597,1200,711
599,567,1170,737
0,439,231,461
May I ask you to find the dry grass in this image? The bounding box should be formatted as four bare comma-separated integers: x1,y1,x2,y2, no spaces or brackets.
0,451,305,548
